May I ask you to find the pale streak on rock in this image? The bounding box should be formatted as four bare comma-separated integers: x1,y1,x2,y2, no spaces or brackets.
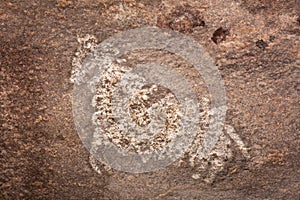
225,124,250,159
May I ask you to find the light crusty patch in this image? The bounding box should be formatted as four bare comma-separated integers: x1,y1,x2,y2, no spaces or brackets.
189,124,249,183
71,34,250,182
92,63,182,153
70,34,98,83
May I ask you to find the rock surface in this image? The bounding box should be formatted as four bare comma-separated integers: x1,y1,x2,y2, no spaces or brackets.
1,0,299,199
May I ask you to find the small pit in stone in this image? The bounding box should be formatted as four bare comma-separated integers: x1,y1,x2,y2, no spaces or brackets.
211,27,229,44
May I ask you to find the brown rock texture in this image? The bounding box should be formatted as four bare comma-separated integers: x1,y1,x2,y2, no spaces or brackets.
1,0,299,199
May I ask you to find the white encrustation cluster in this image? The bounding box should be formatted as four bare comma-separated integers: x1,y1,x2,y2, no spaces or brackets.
71,34,98,83
71,32,250,183
91,62,182,154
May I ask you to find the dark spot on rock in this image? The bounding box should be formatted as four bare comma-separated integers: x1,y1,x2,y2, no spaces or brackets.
256,39,268,50
297,16,300,25
269,35,275,42
211,27,229,44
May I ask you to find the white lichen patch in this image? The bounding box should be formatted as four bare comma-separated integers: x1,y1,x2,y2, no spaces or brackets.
92,62,182,153
89,153,112,175
129,84,181,133
190,131,232,183
189,123,250,183
70,34,98,83
71,33,250,180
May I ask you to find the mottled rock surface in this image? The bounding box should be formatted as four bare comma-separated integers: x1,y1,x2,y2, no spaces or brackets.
0,0,299,199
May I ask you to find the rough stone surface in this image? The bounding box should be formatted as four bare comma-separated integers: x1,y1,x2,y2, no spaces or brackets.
0,0,299,199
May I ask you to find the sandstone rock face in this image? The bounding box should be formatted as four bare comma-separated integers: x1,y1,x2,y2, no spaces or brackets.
1,0,299,199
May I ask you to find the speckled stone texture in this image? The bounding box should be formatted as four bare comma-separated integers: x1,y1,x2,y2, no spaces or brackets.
0,0,299,199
